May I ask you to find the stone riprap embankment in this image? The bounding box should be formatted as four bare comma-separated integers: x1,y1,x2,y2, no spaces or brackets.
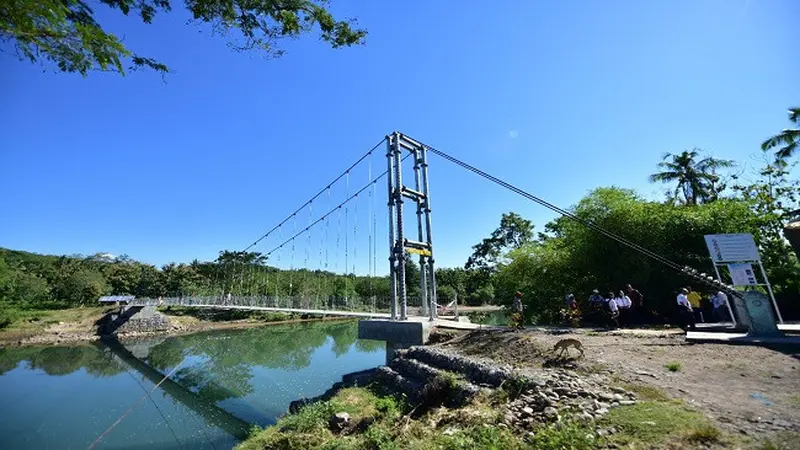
101,306,171,335
376,346,637,428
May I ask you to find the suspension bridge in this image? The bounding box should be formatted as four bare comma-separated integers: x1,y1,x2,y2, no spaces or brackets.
119,131,785,340
89,130,794,450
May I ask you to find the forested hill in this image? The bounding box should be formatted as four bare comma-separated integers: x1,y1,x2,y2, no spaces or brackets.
0,247,475,310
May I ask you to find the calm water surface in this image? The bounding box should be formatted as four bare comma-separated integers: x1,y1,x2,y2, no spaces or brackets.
0,321,384,449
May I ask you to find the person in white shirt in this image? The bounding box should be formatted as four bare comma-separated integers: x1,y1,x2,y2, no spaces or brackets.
711,291,730,322
615,290,631,326
676,288,695,330
607,291,620,328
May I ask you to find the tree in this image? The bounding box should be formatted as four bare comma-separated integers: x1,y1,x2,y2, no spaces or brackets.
51,267,109,305
649,149,735,205
465,212,534,272
494,188,767,323
463,212,532,304
161,263,201,296
1,0,366,76
762,107,800,163
104,262,141,294
732,160,800,296
435,267,467,300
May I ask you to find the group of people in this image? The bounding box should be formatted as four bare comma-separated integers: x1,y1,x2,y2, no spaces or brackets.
510,283,732,331
578,284,644,328
676,287,730,330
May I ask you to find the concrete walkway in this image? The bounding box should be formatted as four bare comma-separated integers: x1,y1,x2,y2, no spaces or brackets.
686,330,800,345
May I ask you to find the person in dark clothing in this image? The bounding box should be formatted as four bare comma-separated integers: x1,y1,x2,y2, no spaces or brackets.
510,291,525,329
626,284,644,324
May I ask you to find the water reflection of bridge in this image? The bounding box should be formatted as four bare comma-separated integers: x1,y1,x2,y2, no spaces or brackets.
96,338,253,440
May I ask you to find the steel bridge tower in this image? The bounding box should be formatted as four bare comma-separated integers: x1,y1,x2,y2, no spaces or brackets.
386,132,437,321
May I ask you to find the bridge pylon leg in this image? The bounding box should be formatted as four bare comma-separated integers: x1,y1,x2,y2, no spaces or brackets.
386,132,437,321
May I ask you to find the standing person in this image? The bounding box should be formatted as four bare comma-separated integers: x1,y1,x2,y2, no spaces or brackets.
510,291,525,329
616,290,631,326
626,284,644,324
711,291,730,322
677,288,696,331
565,294,577,309
607,292,620,328
589,289,604,307
686,287,703,323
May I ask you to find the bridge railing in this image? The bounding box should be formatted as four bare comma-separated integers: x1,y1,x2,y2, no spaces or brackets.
128,294,436,316
129,295,398,314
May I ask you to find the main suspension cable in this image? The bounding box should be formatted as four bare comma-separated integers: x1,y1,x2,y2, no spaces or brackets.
242,137,387,253
263,153,411,257
420,142,687,273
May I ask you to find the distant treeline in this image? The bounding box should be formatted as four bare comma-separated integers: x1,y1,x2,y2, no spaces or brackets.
0,248,484,311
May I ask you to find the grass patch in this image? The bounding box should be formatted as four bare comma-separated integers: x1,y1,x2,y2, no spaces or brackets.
665,361,682,372
0,306,113,332
620,382,670,402
758,432,800,450
529,422,597,450
787,394,800,406
425,425,525,450
685,423,721,444
238,386,529,450
601,400,711,446
241,387,725,450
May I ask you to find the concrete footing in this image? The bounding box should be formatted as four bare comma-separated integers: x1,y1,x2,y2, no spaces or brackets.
358,319,433,364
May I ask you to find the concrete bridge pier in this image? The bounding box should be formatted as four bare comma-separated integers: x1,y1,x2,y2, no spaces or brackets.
358,319,432,365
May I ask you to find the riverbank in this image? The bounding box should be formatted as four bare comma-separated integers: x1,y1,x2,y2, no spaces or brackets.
238,328,800,450
0,305,354,346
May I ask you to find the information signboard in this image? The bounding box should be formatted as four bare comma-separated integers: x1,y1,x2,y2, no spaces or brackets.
728,263,757,286
704,233,760,263
703,233,783,324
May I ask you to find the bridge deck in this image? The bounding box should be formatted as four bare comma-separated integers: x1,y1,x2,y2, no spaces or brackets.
186,304,392,319
144,302,484,329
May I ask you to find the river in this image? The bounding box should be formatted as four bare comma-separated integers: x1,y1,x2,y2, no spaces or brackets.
0,320,385,449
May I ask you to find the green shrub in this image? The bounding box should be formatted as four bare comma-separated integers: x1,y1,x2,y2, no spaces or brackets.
665,362,682,372
685,423,721,444
278,401,337,433
0,308,15,329
362,424,397,450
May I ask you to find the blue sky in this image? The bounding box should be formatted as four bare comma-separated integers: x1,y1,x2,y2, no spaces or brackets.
1,0,798,272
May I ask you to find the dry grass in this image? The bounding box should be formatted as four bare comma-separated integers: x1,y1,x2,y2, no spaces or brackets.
0,306,114,342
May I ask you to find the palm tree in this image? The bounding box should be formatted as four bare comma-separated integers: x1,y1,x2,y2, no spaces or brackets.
649,149,735,205
762,107,799,162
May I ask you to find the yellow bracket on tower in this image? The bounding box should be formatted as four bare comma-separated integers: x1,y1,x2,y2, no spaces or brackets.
405,247,431,257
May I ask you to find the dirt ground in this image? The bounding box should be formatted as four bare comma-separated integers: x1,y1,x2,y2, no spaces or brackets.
441,328,800,441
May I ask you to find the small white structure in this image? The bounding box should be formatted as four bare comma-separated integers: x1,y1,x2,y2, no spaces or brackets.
98,295,136,306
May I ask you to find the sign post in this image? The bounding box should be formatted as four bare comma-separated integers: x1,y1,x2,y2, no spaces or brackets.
704,233,783,324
